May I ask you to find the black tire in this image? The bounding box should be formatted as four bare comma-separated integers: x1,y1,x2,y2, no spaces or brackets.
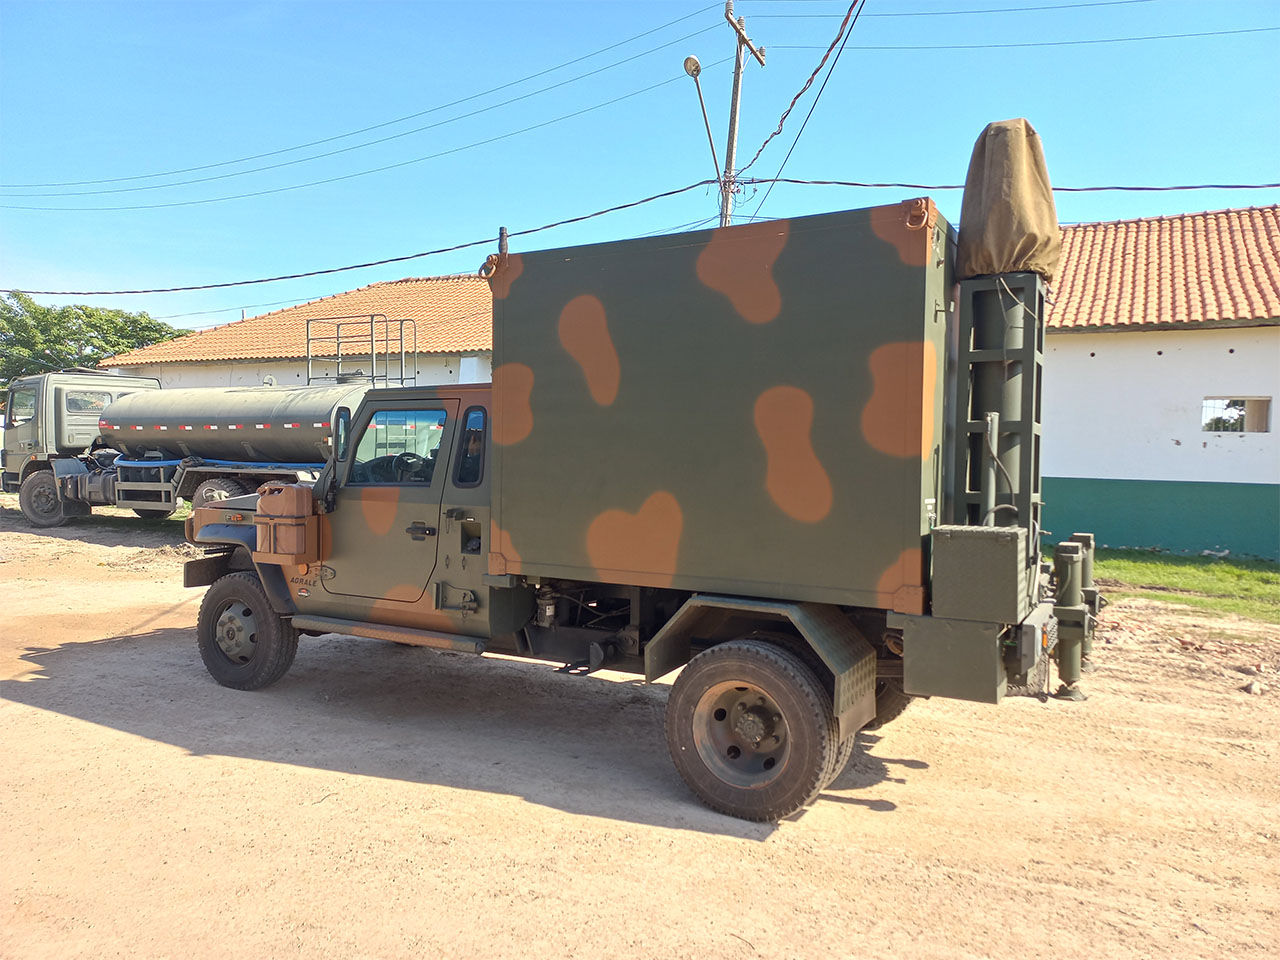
193,478,252,505
865,677,913,731
665,638,839,822
19,471,67,527
133,507,175,519
197,572,298,690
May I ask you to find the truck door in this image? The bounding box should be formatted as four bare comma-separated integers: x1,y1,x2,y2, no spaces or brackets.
3,381,41,479
320,400,460,605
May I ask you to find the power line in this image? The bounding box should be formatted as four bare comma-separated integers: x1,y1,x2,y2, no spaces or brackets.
2,180,721,296
749,2,866,217
2,24,721,200
6,176,1275,298
0,62,731,213
737,0,862,178
153,296,329,321
0,4,721,189
754,0,1159,17
741,177,1280,192
774,25,1279,50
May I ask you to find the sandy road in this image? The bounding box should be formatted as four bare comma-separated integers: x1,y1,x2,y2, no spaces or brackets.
1,495,1277,960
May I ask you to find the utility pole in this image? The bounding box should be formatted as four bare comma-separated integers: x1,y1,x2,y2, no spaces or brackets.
719,1,765,227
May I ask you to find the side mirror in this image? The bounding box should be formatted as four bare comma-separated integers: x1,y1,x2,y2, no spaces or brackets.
334,407,351,462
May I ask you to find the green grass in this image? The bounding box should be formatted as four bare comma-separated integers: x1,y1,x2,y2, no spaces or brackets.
1087,548,1280,625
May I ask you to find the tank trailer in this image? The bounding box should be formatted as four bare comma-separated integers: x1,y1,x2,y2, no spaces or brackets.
2,371,366,526
184,121,1104,821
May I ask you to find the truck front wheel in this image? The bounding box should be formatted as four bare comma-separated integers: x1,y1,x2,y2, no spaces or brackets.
18,471,67,527
197,572,298,690
665,639,839,821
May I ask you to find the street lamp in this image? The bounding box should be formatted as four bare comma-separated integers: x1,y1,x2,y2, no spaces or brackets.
684,54,723,216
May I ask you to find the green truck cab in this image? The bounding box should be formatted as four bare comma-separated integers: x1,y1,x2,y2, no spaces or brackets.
185,125,1104,821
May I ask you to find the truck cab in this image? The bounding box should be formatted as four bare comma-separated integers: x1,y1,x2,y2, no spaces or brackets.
2,370,161,515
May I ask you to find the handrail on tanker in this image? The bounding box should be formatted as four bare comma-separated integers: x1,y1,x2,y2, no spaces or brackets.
305,314,419,388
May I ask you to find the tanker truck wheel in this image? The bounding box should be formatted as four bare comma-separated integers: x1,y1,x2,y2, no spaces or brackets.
665,639,838,821
18,471,67,528
193,478,252,504
197,572,298,690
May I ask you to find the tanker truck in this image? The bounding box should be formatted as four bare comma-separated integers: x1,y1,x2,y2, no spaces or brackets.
1,369,367,527
183,121,1104,821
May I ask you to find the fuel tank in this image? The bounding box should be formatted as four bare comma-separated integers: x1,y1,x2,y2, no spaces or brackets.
99,383,368,462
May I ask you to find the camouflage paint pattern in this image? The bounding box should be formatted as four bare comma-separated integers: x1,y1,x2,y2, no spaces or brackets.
488,200,954,614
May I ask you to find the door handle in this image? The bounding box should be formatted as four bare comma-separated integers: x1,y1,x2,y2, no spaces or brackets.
405,522,437,540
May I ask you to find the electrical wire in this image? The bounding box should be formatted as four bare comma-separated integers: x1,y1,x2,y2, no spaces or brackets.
0,63,731,213
1,179,721,295
741,176,1280,192
737,0,862,178
0,4,721,189
748,2,866,217
152,296,329,321
2,24,721,200
773,25,1279,50
754,0,1159,17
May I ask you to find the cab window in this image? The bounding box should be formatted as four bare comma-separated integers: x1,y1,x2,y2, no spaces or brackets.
454,407,486,487
7,387,36,427
348,409,448,484
65,389,111,413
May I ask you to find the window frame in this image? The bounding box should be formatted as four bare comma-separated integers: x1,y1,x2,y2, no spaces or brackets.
1201,396,1272,434
344,406,451,487
452,405,487,488
6,386,37,427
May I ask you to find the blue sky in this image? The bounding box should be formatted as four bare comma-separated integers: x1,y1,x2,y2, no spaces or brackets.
1,0,1276,328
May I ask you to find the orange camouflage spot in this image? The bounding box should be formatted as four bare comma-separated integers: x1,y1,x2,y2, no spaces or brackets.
870,198,936,267
586,492,683,589
860,341,938,459
558,294,620,406
753,386,832,524
492,362,534,446
876,548,926,614
489,521,523,575
359,486,401,537
488,253,524,300
695,220,791,324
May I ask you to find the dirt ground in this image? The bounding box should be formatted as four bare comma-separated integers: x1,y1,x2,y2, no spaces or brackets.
1,492,1277,960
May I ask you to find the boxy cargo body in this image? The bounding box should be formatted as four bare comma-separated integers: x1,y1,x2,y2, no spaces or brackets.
184,192,1100,822
489,200,949,615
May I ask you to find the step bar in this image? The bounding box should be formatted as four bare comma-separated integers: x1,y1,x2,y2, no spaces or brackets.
290,615,485,654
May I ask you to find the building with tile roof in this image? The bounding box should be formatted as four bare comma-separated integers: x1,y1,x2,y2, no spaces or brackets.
1041,205,1278,559
106,274,494,388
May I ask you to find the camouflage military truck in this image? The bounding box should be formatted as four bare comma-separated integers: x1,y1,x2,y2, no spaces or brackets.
185,121,1103,821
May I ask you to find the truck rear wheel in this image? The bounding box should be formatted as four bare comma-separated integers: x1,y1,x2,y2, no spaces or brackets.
197,572,298,690
866,678,913,730
18,471,67,527
193,478,252,504
665,639,838,821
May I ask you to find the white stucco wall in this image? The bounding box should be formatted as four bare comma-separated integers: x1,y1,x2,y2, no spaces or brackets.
109,352,493,389
1042,325,1280,484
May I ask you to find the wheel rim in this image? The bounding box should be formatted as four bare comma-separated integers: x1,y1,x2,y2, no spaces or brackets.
214,601,259,664
691,681,790,789
30,478,60,518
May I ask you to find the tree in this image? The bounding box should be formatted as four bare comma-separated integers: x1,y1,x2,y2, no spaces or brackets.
0,291,186,382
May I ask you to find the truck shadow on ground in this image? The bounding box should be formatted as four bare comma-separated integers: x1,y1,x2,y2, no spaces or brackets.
2,625,919,837
0,503,188,549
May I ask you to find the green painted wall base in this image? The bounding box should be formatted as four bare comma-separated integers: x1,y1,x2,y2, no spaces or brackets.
1042,477,1280,560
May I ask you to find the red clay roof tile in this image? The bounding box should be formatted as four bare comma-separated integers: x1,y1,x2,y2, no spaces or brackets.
107,274,493,365
1049,205,1280,330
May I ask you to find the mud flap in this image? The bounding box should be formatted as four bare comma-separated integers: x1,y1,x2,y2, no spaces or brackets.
644,595,877,739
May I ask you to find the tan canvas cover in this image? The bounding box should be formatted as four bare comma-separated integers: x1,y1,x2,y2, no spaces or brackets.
956,118,1061,283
